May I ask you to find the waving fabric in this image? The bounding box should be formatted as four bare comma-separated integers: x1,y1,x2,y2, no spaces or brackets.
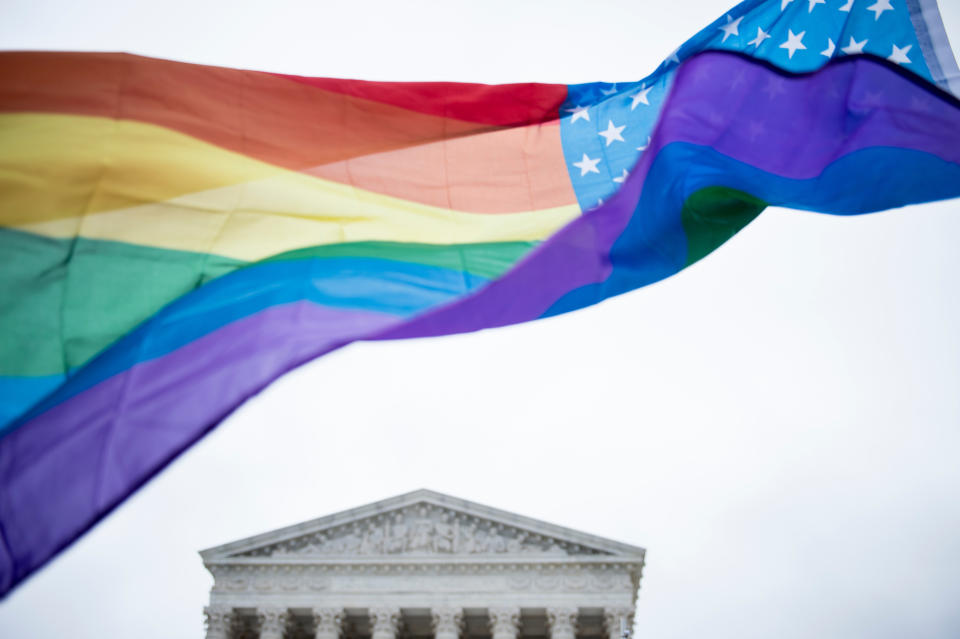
1,0,958,595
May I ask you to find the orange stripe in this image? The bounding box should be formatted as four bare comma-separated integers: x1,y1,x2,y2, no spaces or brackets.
306,120,576,213
0,52,503,171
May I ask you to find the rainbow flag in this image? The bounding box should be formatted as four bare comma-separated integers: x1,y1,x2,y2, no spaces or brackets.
1,0,958,595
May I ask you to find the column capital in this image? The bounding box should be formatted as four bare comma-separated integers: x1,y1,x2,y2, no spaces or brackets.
370,606,403,639
431,606,464,639
314,607,345,639
488,606,521,639
602,606,635,639
546,606,578,639
258,606,291,639
204,605,233,639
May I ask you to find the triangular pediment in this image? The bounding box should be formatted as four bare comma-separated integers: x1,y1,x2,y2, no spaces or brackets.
201,489,644,563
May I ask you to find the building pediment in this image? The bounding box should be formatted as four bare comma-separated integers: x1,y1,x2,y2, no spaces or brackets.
201,490,644,563
200,490,645,626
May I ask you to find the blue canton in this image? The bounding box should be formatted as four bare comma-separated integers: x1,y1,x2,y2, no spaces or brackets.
560,0,934,212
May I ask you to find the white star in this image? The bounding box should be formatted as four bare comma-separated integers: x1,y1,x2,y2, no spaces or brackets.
598,120,626,146
821,38,836,57
565,105,590,123
839,0,854,10
888,43,912,64
612,169,629,184
666,48,680,65
637,136,651,151
600,83,618,96
630,84,652,109
747,27,772,48
866,0,893,20
841,36,868,54
781,0,795,9
808,0,825,11
719,15,743,43
572,153,601,177
780,29,807,59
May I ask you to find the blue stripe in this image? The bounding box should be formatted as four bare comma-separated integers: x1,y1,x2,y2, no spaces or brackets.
546,143,960,316
0,375,65,427
4,256,489,432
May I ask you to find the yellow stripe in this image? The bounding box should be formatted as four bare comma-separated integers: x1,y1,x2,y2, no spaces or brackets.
1,113,579,260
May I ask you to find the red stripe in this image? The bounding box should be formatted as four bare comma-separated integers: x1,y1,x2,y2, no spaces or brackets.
272,74,567,127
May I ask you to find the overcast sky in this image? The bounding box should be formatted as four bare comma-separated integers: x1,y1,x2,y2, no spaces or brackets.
2,1,960,637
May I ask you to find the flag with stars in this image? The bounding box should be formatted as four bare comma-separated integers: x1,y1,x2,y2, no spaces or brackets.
559,0,959,211
0,0,958,597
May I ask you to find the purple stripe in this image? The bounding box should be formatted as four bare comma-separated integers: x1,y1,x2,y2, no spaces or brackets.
663,55,960,177
0,302,400,592
379,53,960,339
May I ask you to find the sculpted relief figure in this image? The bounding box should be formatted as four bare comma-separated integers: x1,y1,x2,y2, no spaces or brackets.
487,528,508,553
432,513,456,553
409,519,433,552
303,532,331,554
360,523,385,555
459,523,478,554
385,514,408,554
333,526,362,554
472,528,490,553
465,526,507,554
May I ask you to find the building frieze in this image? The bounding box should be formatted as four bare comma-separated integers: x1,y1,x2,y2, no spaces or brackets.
208,563,638,596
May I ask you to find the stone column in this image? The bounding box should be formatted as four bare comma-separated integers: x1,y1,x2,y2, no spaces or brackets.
314,607,345,639
431,606,463,639
258,606,291,639
204,605,233,639
488,606,521,639
370,606,402,639
546,607,578,639
602,607,634,639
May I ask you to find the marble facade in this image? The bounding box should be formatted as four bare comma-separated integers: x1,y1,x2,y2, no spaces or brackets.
200,490,645,639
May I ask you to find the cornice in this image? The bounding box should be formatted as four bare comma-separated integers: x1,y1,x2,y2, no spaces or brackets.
204,555,644,568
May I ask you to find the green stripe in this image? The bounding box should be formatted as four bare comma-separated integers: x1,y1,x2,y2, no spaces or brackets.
263,240,537,280
681,186,766,267
0,229,243,376
0,229,537,376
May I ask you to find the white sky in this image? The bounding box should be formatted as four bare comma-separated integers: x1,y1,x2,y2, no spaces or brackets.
1,1,960,637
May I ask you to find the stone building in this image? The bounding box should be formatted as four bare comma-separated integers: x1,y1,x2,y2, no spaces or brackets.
200,490,645,639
